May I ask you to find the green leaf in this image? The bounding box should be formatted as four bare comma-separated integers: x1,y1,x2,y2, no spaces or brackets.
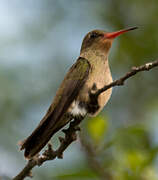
87,115,108,143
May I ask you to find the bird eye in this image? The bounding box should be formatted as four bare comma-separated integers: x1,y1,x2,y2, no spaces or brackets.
90,32,98,39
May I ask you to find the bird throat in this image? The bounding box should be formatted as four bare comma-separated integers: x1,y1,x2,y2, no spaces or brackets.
80,48,108,63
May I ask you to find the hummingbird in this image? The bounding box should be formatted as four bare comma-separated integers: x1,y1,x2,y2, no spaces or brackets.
20,27,137,159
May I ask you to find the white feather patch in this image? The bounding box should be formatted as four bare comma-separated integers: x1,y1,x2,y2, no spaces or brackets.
71,101,87,116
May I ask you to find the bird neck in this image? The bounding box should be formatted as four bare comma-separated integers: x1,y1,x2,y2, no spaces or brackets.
80,49,109,68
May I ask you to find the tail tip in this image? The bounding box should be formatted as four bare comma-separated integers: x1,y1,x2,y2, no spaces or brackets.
18,139,26,150
18,139,32,160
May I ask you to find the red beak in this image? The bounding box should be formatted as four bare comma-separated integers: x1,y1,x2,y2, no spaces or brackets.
105,27,138,39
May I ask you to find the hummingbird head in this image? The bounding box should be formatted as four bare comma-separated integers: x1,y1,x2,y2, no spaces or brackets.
80,27,138,58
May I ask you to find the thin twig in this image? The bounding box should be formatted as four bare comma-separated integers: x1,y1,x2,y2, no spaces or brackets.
90,60,158,99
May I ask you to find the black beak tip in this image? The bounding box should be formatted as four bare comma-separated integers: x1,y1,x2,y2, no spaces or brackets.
129,27,138,31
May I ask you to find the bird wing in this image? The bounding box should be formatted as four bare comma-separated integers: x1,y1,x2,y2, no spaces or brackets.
20,57,90,158
45,57,90,123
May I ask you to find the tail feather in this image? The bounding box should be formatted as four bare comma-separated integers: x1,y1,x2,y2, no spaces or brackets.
19,114,70,159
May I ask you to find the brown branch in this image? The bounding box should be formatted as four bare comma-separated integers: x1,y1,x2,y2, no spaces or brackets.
13,59,158,180
90,60,158,99
13,118,82,180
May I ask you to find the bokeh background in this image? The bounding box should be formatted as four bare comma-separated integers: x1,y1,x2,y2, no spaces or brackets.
0,0,158,179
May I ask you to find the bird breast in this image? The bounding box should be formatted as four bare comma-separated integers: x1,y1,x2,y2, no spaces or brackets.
79,59,113,117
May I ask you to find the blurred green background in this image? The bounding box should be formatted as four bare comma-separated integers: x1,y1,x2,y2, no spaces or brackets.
0,0,158,180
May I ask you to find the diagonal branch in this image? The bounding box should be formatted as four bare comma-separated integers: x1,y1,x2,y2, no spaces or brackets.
13,118,82,180
13,59,158,180
90,60,158,100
